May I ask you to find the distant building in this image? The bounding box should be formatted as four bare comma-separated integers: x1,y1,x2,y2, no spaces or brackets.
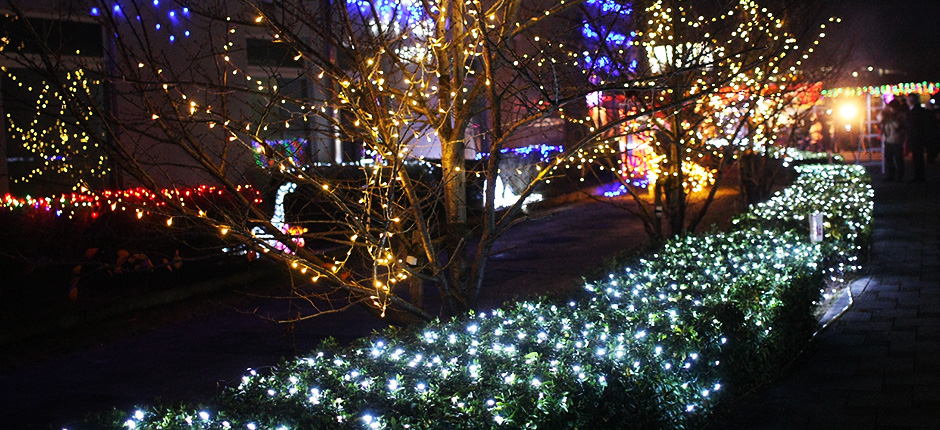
0,0,583,196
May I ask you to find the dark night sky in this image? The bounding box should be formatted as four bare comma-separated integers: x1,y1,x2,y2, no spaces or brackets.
824,0,940,85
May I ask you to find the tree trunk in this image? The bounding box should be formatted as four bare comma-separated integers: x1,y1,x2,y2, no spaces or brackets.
436,0,470,315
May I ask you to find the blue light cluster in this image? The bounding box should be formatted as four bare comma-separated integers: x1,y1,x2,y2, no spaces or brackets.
583,54,611,70
582,55,638,75
586,0,633,16
581,23,634,46
90,1,192,43
580,1,635,77
346,0,429,28
474,143,564,161
601,183,627,197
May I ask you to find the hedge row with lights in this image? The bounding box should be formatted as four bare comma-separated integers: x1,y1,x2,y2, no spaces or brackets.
733,163,873,284
80,162,871,430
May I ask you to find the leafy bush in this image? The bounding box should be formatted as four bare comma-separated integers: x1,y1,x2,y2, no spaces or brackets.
74,163,871,430
733,164,873,283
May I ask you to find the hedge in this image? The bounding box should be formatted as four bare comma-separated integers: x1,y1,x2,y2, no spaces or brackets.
75,162,872,430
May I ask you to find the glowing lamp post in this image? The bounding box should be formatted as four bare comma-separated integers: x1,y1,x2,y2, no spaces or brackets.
838,102,857,131
835,101,863,155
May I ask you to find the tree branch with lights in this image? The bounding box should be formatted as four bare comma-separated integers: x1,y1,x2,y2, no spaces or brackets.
0,0,842,325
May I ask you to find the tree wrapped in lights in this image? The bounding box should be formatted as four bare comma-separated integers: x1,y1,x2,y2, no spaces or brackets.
1,0,648,322
565,0,839,239
0,18,112,195
0,0,838,323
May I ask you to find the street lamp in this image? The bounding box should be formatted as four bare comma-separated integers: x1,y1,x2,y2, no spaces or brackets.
836,101,867,158
839,102,858,131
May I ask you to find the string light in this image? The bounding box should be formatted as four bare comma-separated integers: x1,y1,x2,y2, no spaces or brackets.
822,81,940,99
1,184,262,221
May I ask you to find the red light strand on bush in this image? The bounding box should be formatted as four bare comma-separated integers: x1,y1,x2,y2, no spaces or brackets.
1,184,263,219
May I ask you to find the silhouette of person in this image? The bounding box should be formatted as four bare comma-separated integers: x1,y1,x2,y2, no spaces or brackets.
926,101,940,163
881,99,906,181
906,93,930,182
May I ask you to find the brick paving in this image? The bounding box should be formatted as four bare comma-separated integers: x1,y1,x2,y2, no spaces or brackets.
711,161,940,429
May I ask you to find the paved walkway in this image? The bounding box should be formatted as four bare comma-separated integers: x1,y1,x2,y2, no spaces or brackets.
712,161,940,429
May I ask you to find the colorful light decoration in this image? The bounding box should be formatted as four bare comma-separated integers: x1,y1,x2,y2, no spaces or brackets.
251,182,305,253
2,12,860,428
252,139,308,169
1,184,262,220
561,0,833,201
821,82,940,99
4,0,870,430
1,0,837,340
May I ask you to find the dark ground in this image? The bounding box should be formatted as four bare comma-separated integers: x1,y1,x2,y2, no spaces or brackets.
710,161,940,429
0,183,745,430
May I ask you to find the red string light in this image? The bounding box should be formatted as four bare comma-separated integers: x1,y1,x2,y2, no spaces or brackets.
2,185,263,219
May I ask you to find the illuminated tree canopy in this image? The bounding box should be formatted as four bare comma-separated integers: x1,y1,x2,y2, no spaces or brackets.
0,0,838,322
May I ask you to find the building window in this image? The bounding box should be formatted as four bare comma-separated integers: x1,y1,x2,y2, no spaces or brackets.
246,38,302,68
0,15,103,57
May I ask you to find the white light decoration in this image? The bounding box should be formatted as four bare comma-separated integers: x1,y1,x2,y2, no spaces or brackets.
487,175,543,210
647,43,718,75
250,182,305,253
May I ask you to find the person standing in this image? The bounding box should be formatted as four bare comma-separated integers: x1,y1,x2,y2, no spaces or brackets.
906,93,930,182
881,99,906,181
927,102,940,163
